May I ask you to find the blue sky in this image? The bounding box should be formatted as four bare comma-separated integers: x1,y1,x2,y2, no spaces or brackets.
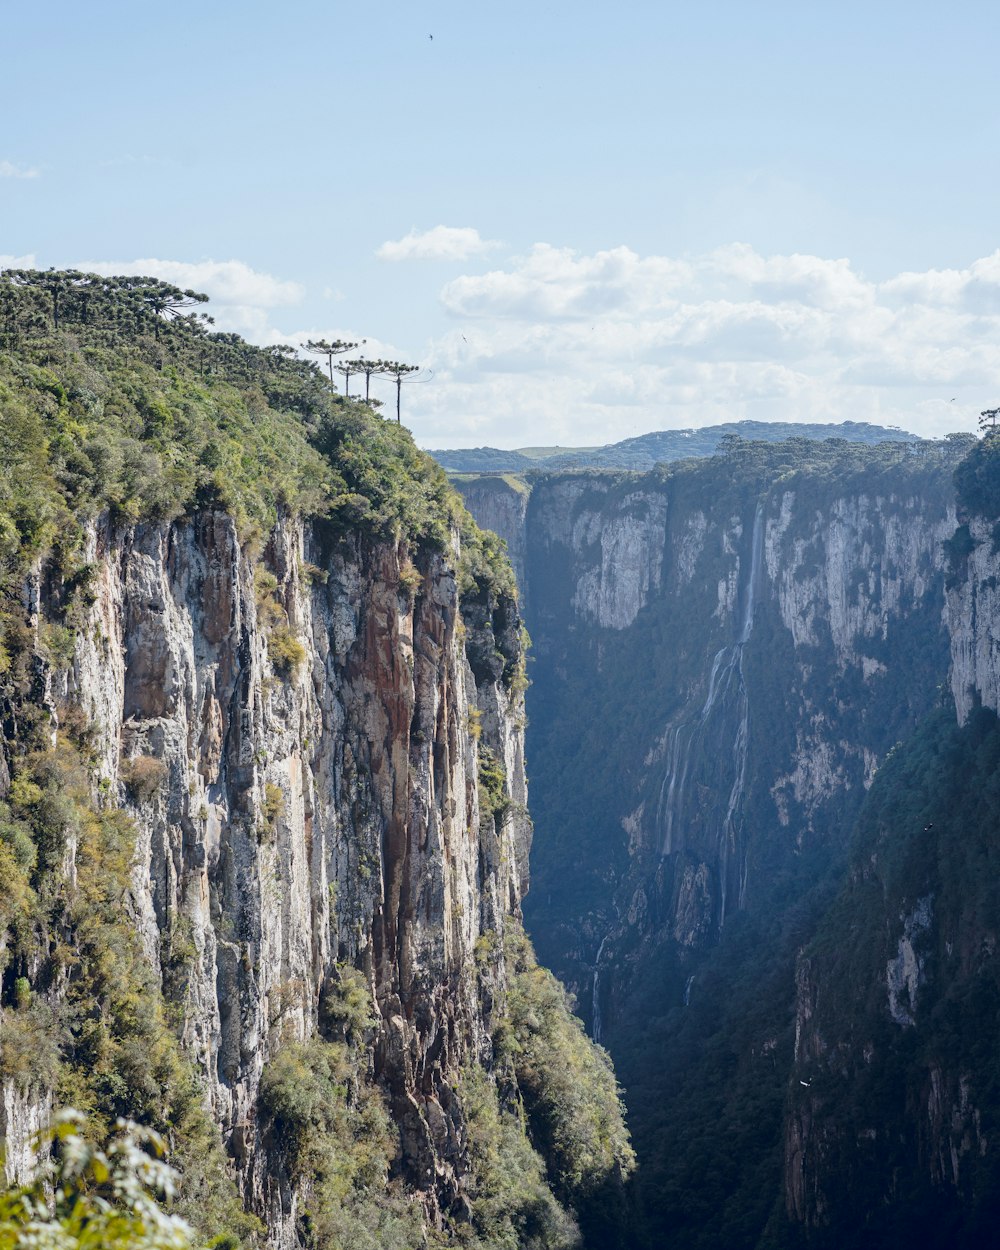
4,0,1000,446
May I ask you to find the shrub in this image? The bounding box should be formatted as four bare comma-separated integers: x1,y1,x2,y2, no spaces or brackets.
262,782,284,828
459,1065,581,1250
121,754,168,803
318,965,377,1046
397,559,423,598
497,927,636,1204
0,1111,196,1249
258,1036,421,1248
268,627,306,676
478,747,509,821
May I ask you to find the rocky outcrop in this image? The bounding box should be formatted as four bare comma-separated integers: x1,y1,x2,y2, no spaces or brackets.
9,508,530,1243
947,515,1000,721
781,494,1000,1244
451,476,530,591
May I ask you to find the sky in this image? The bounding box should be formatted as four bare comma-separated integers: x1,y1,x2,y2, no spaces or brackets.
3,0,1000,447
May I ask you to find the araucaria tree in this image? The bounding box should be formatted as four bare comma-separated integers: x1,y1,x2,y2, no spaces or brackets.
380,361,431,424
350,357,387,403
333,360,357,397
301,338,364,387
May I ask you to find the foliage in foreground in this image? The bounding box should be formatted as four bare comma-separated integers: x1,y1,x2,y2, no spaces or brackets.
0,1112,195,1250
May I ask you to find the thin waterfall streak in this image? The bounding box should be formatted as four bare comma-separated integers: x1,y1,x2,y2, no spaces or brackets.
659,502,767,914
592,934,610,1043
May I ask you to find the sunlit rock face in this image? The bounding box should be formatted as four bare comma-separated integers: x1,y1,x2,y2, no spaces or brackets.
13,508,530,1245
948,514,1000,721
452,476,530,591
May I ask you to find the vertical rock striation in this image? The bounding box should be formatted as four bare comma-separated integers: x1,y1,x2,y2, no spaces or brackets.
9,507,532,1242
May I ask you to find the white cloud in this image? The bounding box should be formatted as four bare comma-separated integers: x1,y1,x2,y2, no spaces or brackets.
0,161,39,179
377,226,500,262
76,258,304,308
404,242,1000,446
68,244,994,450
0,253,37,269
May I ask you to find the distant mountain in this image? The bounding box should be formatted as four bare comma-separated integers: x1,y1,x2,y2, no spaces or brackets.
429,420,923,474
428,445,537,472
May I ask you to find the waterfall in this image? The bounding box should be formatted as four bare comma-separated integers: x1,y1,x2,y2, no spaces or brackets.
684,973,696,1006
592,933,609,1044
658,502,766,927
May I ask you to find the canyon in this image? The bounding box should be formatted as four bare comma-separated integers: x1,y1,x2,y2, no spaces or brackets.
457,431,1000,1246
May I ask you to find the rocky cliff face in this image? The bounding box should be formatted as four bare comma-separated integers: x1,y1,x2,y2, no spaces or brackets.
521,456,955,989
780,495,1000,1246
3,507,530,1243
454,442,970,1248
451,476,530,592
948,514,1000,722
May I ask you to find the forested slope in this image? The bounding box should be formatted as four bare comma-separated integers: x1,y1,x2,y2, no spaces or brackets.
0,269,633,1249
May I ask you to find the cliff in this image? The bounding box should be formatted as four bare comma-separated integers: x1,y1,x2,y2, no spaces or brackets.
449,475,530,593
0,269,632,1250
521,445,958,981
780,436,1000,1247
454,438,971,1248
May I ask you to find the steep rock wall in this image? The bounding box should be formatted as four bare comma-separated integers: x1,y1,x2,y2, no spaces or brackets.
501,445,963,1248
521,459,955,995
948,514,1000,721
781,498,1000,1244
451,477,530,592
8,508,530,1243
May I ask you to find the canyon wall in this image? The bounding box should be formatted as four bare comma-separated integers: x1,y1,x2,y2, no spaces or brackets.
1,507,532,1244
458,441,974,1247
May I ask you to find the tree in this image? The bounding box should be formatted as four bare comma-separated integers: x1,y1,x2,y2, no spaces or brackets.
301,338,364,387
379,361,432,424
979,407,999,432
348,358,388,404
333,360,356,397
0,1111,197,1249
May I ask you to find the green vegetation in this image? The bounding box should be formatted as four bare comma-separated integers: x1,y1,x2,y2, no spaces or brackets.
498,929,635,1207
258,972,422,1250
448,473,531,496
0,269,510,606
477,747,510,823
954,427,1000,519
459,1066,580,1250
120,755,169,803
0,1112,196,1250
779,703,1000,1248
429,420,927,475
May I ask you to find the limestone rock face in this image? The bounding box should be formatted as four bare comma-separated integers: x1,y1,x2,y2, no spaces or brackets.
14,509,529,1244
948,515,1000,721
452,477,530,592
530,478,668,631
519,469,954,992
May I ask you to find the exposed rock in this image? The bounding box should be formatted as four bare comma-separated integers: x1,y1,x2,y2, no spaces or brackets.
451,477,530,591
6,508,530,1244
